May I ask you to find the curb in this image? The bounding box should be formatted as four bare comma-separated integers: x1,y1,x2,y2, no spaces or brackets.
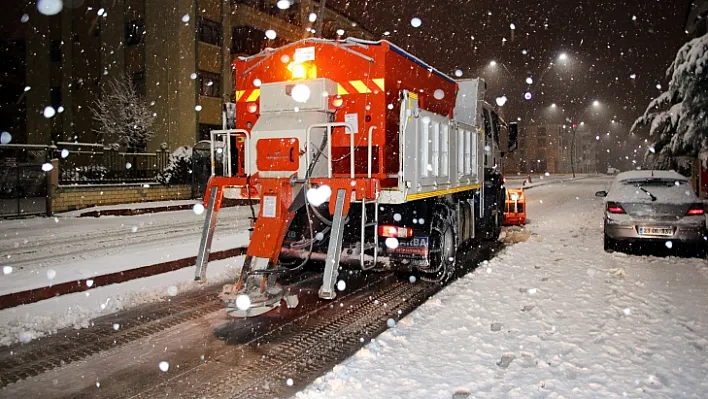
77,199,259,217
519,175,600,191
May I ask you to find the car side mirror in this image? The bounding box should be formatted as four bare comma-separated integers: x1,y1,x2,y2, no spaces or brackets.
595,190,607,197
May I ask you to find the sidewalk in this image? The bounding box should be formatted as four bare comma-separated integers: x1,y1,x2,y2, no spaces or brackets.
58,198,258,218
0,204,253,346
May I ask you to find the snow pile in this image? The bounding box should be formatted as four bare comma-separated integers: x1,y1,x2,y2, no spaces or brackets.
157,146,193,184
297,178,708,399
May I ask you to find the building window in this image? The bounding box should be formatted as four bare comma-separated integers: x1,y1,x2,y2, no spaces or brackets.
198,71,221,97
133,71,146,97
50,87,61,108
199,123,221,142
125,20,145,46
198,18,222,46
50,40,61,62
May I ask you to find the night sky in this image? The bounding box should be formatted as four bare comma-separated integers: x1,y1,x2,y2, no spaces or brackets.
332,0,691,131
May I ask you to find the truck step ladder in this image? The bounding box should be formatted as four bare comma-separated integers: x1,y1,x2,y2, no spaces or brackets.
359,193,379,271
194,186,221,281
318,188,348,299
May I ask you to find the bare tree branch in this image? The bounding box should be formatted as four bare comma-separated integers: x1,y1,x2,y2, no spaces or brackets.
91,74,155,152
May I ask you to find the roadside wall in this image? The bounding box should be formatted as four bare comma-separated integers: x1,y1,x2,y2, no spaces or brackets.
50,184,192,213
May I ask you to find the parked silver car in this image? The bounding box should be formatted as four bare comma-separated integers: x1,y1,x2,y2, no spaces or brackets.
595,170,707,253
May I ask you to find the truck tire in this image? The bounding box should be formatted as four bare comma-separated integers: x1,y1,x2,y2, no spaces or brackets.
419,203,457,282
483,202,503,241
603,234,615,252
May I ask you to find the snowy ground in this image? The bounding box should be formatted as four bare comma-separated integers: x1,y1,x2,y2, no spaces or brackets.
0,205,255,345
297,177,708,399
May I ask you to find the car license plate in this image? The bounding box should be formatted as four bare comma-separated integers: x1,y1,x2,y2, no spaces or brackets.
638,227,673,236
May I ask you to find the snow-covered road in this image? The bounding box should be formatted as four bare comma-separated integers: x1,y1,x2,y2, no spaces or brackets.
298,177,708,398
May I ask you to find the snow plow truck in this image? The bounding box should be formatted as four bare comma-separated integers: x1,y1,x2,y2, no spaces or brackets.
194,38,519,317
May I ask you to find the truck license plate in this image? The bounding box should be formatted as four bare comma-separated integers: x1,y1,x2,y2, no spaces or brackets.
638,227,673,236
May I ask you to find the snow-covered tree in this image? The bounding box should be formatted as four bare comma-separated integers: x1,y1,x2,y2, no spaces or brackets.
91,74,155,152
632,33,708,165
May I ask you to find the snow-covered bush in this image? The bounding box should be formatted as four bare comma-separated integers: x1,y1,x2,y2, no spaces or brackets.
157,146,193,185
633,33,708,165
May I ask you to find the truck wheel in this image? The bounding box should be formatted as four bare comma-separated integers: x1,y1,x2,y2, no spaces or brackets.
484,207,503,241
603,234,616,252
420,204,457,282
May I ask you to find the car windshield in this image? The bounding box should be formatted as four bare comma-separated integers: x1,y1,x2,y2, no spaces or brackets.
610,178,696,202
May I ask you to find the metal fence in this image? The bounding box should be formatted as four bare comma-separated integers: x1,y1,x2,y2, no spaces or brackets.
56,142,169,184
0,162,48,217
0,143,170,185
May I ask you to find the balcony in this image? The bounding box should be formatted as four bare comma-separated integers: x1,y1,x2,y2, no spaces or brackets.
232,0,374,44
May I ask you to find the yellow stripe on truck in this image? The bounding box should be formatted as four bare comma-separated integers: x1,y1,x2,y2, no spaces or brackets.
372,78,385,91
246,89,260,102
235,90,245,101
406,184,482,201
349,80,372,94
337,83,349,96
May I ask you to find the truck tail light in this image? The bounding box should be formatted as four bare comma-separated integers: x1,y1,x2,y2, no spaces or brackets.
331,96,344,108
687,204,705,216
607,202,625,214
378,225,413,238
247,103,258,114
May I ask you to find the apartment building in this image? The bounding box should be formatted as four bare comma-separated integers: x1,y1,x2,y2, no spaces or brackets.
505,124,572,174
2,0,373,151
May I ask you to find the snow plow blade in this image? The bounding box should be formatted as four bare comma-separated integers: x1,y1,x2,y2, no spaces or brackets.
503,188,527,226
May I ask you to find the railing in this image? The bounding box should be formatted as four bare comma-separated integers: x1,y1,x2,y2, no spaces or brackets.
305,122,355,178
209,129,251,177
232,0,373,40
57,143,169,185
0,143,169,185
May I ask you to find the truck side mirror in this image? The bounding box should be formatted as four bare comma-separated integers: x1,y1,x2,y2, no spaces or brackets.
508,122,518,153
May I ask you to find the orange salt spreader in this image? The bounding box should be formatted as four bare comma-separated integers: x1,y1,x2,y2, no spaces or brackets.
503,188,527,226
